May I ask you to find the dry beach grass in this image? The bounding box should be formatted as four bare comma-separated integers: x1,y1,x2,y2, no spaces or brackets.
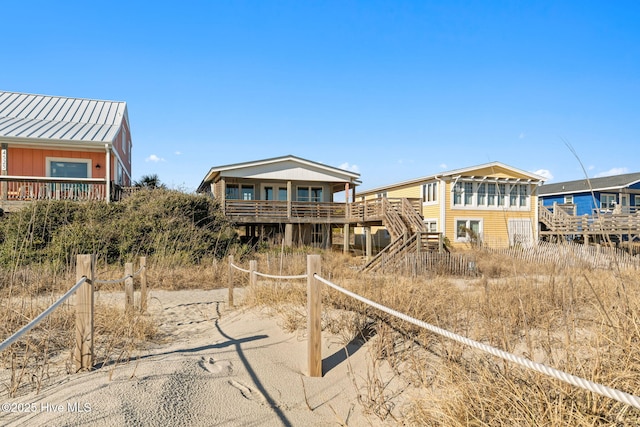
2,248,640,425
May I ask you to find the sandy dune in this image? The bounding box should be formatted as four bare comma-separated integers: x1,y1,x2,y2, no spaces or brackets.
1,289,401,426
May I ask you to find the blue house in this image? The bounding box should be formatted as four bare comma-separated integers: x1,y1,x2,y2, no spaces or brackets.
538,172,640,216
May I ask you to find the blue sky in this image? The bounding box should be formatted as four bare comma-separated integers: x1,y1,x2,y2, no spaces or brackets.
2,1,638,192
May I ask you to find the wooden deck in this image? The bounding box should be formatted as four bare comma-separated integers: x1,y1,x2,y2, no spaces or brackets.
223,197,422,225
0,176,124,212
539,204,640,242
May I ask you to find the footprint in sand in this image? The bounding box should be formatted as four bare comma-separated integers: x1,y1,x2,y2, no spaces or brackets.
229,379,266,403
199,357,234,376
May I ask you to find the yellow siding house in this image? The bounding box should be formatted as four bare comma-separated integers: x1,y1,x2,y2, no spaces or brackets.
357,162,546,249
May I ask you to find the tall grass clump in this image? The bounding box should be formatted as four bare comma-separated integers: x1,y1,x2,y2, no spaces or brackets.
240,248,640,424
0,188,238,283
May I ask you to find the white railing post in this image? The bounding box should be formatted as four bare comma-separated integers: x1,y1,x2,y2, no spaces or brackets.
228,255,234,308
75,254,95,372
125,262,134,313
307,254,322,377
250,260,257,287
139,256,147,313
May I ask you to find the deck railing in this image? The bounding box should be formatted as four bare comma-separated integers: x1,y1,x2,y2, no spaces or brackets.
0,176,109,202
223,197,421,223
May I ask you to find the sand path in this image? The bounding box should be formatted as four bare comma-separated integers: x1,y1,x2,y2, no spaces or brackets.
1,289,394,426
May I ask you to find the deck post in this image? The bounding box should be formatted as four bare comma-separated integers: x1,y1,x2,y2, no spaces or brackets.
307,254,322,377
75,254,95,372
343,224,350,254
365,226,372,260
287,181,292,219
284,224,293,247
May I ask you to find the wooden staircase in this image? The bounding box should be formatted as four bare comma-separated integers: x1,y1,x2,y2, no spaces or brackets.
362,197,445,272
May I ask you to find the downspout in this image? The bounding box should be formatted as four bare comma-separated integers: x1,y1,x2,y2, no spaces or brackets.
105,144,111,203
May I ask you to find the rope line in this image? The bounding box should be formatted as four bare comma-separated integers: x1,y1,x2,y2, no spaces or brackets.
229,263,251,274
94,265,144,285
254,271,307,280
314,274,640,411
94,275,133,285
0,277,88,352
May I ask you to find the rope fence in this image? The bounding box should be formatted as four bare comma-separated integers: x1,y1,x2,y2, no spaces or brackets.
0,255,148,372
228,253,640,412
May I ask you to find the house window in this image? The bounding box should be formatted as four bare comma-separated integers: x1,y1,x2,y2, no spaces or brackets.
601,194,616,210
477,183,487,206
311,187,322,202
377,191,387,199
122,128,128,156
278,187,288,201
564,195,573,204
226,184,239,199
509,185,518,207
464,182,474,206
453,181,529,209
264,186,274,200
456,219,482,242
423,219,437,232
422,182,437,203
486,183,496,206
116,163,123,185
519,185,528,207
297,187,309,201
497,184,506,206
635,195,640,207
241,185,254,200
47,158,91,178
453,183,463,205
297,186,323,202
226,184,253,200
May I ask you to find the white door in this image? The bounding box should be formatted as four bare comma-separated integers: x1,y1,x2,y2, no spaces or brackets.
508,219,533,247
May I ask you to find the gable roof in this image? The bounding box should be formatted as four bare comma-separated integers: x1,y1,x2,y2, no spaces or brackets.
358,161,546,195
0,90,127,145
538,172,640,196
197,155,362,192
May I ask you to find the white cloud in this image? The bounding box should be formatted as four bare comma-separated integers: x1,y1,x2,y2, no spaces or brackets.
175,151,182,155
534,169,554,181
519,132,526,139
439,163,447,169
594,167,629,178
145,154,165,162
339,162,360,173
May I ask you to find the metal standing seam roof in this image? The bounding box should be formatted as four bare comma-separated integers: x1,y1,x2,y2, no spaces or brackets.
537,172,640,195
0,91,127,144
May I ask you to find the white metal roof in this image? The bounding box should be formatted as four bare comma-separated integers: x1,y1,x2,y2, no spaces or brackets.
0,91,127,144
197,155,362,192
358,161,547,195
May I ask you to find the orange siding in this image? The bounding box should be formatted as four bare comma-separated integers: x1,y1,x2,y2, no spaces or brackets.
7,147,107,179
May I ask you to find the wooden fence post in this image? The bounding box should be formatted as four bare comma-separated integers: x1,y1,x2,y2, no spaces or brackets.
75,254,95,372
139,257,147,313
228,255,234,308
307,254,322,377
125,262,134,313
250,260,257,287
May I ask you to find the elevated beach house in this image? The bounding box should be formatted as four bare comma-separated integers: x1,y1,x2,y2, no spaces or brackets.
197,155,362,248
356,162,547,250
0,90,132,212
538,172,640,244
538,172,640,216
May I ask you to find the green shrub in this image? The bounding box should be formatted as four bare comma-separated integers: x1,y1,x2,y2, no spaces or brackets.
0,189,238,273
